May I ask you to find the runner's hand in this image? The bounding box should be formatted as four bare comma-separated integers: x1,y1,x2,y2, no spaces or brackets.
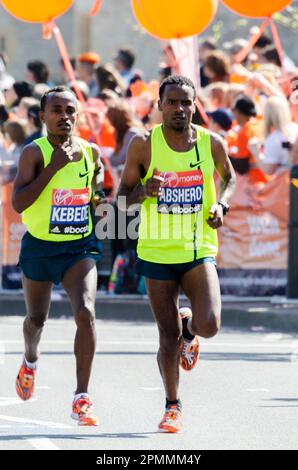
50,140,74,171
144,168,164,198
207,203,224,229
92,190,107,207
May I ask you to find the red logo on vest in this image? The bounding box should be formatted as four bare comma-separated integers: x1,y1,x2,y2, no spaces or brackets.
53,189,74,206
162,172,179,187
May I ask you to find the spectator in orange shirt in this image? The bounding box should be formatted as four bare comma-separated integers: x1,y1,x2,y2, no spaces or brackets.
227,95,268,184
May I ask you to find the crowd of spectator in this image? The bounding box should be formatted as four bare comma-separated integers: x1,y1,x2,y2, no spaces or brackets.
1,29,298,292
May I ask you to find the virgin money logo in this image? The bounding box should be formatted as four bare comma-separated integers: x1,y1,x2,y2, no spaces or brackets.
161,171,202,187
162,172,179,187
54,189,74,206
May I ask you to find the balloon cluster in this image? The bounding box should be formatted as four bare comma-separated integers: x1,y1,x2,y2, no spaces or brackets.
0,0,292,34
221,0,292,19
131,0,218,39
1,0,74,23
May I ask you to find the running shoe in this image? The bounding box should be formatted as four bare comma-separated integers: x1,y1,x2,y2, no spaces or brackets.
179,307,200,371
15,359,36,401
158,404,182,433
71,395,99,426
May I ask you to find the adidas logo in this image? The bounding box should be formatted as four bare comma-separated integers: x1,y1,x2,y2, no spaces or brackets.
50,226,61,233
158,206,169,213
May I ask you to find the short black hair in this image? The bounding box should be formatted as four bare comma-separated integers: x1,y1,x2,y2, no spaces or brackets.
159,75,196,101
27,60,49,84
40,86,77,111
27,104,42,129
233,95,257,117
262,45,282,67
254,34,272,50
117,49,135,70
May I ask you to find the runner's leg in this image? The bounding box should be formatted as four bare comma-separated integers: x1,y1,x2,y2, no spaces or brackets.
22,274,53,363
180,262,221,338
62,258,98,394
145,278,181,401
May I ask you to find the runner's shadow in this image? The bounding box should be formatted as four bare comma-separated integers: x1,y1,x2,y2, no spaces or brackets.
0,432,158,441
268,398,298,402
259,397,298,408
200,352,291,362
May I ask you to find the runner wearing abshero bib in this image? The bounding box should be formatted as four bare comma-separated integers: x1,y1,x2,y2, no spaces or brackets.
12,86,104,426
117,75,236,433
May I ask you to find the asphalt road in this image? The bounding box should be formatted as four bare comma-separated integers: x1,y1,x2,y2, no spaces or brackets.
0,316,298,450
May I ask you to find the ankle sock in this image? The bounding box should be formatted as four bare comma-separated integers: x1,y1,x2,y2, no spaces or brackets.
74,393,89,401
24,357,37,370
182,317,195,341
166,398,182,412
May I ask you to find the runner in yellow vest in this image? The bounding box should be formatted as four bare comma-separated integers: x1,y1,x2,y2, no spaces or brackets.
12,86,104,426
117,75,236,433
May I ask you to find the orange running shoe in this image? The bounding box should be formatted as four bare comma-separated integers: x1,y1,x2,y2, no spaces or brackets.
179,307,200,371
15,359,36,401
158,405,182,433
71,395,99,426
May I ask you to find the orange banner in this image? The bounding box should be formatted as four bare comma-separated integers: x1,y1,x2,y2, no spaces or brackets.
217,171,289,270
2,182,26,266
2,182,26,288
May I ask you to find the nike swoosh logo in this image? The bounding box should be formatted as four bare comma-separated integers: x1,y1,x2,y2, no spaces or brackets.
189,160,205,168
79,171,91,178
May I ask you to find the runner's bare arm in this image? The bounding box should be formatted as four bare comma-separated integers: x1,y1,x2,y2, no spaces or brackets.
211,132,236,204
90,143,104,188
117,136,147,210
207,133,236,228
117,134,163,210
90,143,106,205
12,142,74,213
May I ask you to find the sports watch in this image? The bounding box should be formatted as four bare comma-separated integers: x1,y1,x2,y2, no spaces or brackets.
218,201,230,216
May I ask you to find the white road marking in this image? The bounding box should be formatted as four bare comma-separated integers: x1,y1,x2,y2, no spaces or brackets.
0,397,37,407
247,389,269,392
0,415,73,429
27,438,60,450
0,424,36,428
263,334,283,342
248,307,269,313
290,349,298,363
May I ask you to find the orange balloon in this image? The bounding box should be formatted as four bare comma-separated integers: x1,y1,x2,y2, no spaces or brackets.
1,0,74,23
221,0,292,18
131,0,218,39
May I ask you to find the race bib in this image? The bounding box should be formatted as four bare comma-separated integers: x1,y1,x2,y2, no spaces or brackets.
49,188,90,235
157,170,203,215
